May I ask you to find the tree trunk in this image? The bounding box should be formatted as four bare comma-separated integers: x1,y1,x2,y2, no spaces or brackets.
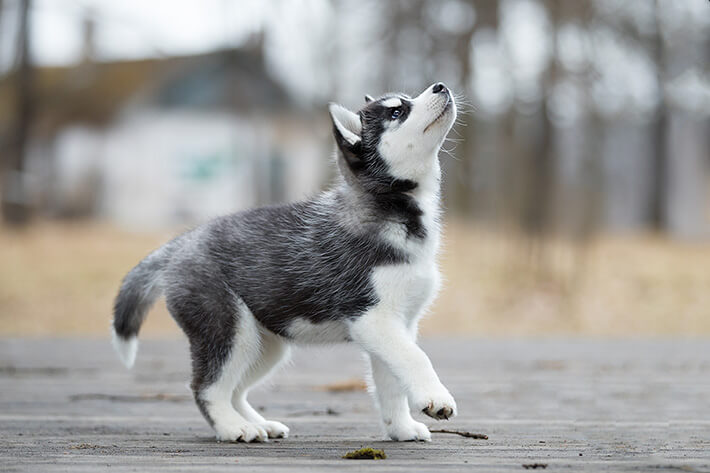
460,0,498,217
648,0,667,231
2,0,34,225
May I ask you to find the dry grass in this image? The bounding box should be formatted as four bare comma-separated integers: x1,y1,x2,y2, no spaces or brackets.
1,220,709,337
422,221,710,336
0,221,180,337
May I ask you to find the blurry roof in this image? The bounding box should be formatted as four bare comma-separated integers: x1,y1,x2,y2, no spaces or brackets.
0,43,294,138
143,49,292,111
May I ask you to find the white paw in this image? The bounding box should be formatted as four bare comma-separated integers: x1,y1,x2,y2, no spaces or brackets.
215,421,268,443
386,418,431,442
259,420,289,439
412,386,457,420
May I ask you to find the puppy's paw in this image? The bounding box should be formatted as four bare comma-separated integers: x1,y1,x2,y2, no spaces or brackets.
259,420,289,439
386,418,431,442
215,421,268,443
413,388,457,420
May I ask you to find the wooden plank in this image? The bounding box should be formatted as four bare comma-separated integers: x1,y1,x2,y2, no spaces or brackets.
0,338,708,472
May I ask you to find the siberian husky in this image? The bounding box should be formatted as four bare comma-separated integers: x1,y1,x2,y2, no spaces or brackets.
112,82,458,442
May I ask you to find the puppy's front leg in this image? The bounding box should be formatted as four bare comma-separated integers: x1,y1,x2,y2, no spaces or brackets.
369,353,432,441
350,310,457,421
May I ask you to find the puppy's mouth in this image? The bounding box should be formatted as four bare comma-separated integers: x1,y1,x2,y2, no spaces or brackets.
423,98,453,134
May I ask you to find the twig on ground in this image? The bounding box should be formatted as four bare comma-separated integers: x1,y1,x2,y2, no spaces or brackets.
430,429,488,439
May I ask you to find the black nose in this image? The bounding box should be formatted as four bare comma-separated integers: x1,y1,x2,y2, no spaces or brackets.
432,82,447,94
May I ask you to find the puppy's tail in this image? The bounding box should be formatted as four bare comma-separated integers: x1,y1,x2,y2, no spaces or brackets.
111,241,175,369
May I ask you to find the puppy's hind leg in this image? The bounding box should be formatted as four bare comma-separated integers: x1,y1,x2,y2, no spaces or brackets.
231,328,291,439
179,294,268,443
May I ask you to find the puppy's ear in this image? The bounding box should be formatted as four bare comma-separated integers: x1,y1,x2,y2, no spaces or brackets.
364,94,374,103
328,103,364,175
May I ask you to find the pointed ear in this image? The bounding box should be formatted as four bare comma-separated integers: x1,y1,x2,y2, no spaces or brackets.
364,94,374,103
328,103,364,173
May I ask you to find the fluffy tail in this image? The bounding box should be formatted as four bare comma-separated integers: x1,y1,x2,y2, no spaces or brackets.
111,243,173,368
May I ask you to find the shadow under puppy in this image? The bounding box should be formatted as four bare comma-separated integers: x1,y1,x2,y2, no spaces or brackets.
112,82,458,442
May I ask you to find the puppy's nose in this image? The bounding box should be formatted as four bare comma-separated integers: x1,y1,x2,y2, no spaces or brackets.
432,82,447,94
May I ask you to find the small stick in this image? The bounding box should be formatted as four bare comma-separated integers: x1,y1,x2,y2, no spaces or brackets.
430,429,488,439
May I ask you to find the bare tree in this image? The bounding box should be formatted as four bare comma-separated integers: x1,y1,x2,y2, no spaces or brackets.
1,0,34,225
523,0,560,238
459,0,498,216
647,0,668,231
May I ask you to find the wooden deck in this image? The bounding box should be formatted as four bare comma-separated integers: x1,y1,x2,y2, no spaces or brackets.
1,338,708,472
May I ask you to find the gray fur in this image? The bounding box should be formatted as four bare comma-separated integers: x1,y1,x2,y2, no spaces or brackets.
113,240,177,338
114,183,414,397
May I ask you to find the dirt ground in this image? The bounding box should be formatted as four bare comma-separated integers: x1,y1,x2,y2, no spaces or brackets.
1,220,709,337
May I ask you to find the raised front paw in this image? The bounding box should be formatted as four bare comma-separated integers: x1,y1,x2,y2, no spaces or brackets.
386,418,431,442
215,421,268,443
413,387,457,420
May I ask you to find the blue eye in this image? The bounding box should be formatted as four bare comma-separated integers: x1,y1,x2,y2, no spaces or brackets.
390,108,401,119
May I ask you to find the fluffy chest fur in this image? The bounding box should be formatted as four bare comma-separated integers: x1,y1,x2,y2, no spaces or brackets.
370,252,441,327
372,174,442,325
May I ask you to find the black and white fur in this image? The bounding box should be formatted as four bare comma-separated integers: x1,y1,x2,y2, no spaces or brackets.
112,82,458,442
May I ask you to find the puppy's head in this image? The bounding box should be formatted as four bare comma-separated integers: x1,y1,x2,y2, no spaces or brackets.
329,82,456,191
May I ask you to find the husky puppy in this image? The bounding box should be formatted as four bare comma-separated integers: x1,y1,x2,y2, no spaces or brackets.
112,82,458,442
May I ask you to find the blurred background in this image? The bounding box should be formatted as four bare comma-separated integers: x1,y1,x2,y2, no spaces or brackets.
0,0,708,338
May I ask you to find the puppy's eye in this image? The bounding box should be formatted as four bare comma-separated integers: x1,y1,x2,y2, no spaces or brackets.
390,108,401,120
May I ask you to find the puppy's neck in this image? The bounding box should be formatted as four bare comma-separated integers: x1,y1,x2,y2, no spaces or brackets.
334,157,441,242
